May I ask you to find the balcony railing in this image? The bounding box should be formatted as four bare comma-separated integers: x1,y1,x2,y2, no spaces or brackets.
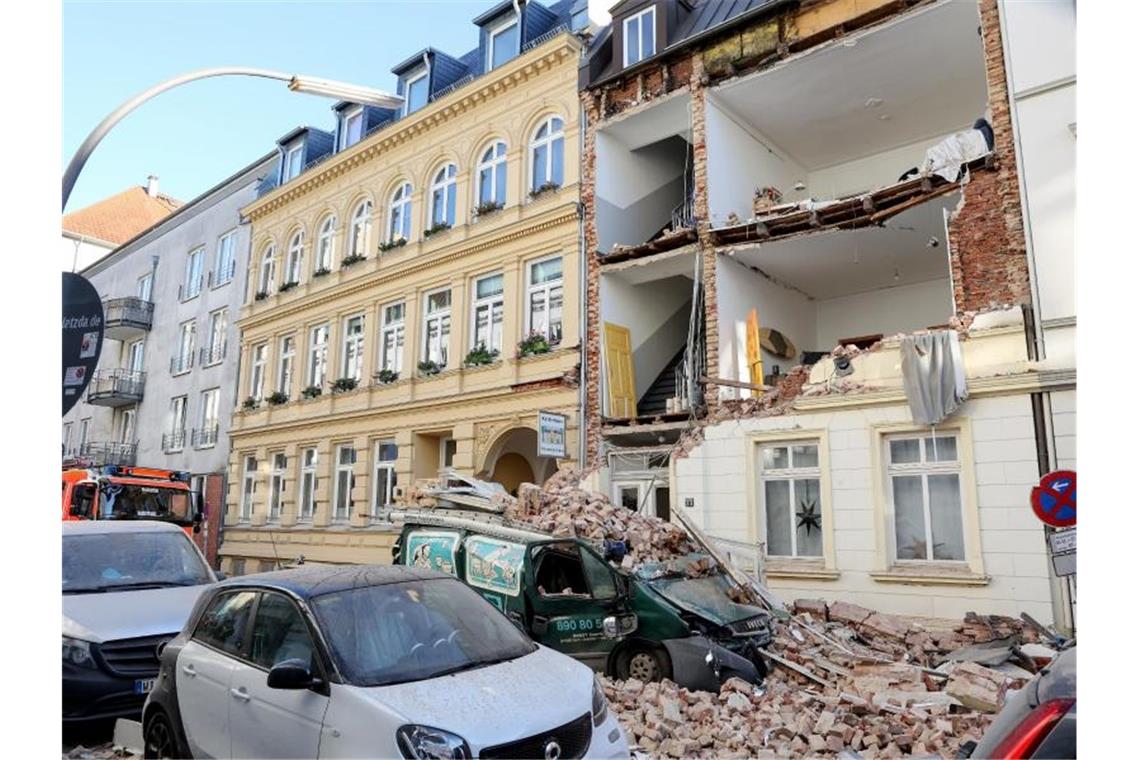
208,260,237,288
87,369,145,407
192,426,219,449
162,430,186,452
78,441,137,467
170,352,195,375
102,297,154,340
199,343,227,367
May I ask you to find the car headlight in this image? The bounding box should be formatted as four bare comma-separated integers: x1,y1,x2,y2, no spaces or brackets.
592,676,609,727
396,725,471,759
63,636,96,669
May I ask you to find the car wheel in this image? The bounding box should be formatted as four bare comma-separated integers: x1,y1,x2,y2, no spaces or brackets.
143,710,181,760
616,645,671,682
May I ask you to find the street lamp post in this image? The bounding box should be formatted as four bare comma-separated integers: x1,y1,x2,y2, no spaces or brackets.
62,66,403,210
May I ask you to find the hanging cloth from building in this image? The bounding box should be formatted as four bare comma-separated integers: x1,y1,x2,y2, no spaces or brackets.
922,127,989,182
899,330,968,425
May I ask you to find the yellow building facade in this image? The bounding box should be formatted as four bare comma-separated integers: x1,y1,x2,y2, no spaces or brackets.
220,33,583,572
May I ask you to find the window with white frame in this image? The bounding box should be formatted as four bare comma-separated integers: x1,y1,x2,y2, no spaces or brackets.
404,71,429,116
63,422,73,455
333,444,356,521
316,215,336,271
168,396,187,449
184,247,204,299
250,343,267,400
477,142,507,209
205,308,227,365
342,315,366,382
472,274,504,354
530,116,565,192
214,229,238,285
298,448,318,521
278,335,295,395
388,183,412,243
282,144,303,182
258,245,275,296
758,443,823,558
372,440,398,516
349,200,372,259
126,339,145,373
429,164,457,228
308,325,329,388
285,231,303,284
380,302,405,374
526,256,563,344
269,452,286,521
79,418,90,448
623,6,656,67
240,455,257,521
118,409,136,444
886,433,966,562
198,388,219,447
487,16,520,69
137,272,153,301
341,106,364,149
174,320,195,374
440,438,457,472
423,289,452,367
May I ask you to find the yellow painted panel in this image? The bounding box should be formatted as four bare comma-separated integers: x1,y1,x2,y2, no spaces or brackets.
746,309,763,397
604,322,637,418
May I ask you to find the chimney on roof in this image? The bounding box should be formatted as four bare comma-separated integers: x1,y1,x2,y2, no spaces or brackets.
146,175,159,198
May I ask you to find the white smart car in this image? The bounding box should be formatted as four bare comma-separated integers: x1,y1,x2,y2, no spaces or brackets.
143,564,629,759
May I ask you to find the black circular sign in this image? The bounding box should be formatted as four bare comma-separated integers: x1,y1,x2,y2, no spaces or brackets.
62,272,104,416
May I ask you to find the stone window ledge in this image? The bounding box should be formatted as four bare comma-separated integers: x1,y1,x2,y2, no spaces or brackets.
765,559,840,581
870,564,990,587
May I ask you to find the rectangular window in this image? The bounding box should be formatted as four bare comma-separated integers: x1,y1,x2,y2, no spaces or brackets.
471,274,504,354
372,440,398,517
298,448,318,521
205,308,227,365
308,325,329,389
423,289,452,367
440,438,457,472
341,315,366,382
527,256,563,344
341,107,364,149
79,418,90,448
886,434,965,562
63,422,73,455
197,388,219,448
118,409,136,444
214,229,238,286
250,343,267,400
269,453,286,521
380,303,405,374
184,247,204,299
758,443,823,558
174,320,195,374
136,272,153,301
167,396,187,451
333,445,356,521
488,18,520,69
240,455,257,521
405,71,429,115
623,6,656,67
282,144,303,182
278,335,296,395
126,339,145,373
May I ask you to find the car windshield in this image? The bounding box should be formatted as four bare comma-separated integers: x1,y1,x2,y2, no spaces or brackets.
62,531,213,593
99,484,196,526
311,577,537,687
647,572,764,625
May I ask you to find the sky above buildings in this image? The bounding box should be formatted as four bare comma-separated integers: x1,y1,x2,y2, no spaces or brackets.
63,0,611,212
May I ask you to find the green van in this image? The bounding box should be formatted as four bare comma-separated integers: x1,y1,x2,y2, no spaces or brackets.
391,509,773,692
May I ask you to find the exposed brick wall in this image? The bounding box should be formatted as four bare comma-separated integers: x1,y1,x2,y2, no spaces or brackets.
195,472,225,569
581,91,604,465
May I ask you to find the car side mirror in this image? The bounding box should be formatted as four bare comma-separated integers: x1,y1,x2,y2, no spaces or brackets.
193,522,202,534
266,659,315,690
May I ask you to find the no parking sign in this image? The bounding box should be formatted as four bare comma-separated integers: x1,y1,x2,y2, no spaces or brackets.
1030,470,1076,528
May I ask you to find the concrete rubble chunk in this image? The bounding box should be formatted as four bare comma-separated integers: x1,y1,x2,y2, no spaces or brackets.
828,601,875,626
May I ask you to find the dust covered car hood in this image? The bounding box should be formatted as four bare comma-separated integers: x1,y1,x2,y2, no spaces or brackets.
637,560,767,628
62,584,210,643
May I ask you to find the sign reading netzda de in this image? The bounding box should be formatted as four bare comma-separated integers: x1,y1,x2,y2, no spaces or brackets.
537,411,568,459
62,272,104,416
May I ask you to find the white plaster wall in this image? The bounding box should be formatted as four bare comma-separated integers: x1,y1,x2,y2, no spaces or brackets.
815,278,954,349
63,235,115,273
596,131,688,251
716,256,816,400
999,0,1075,95
601,273,693,398
807,134,960,200
1049,390,1076,472
705,98,806,225
673,394,1055,623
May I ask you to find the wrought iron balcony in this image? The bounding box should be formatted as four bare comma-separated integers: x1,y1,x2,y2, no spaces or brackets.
199,343,227,367
192,425,219,449
170,352,195,375
162,430,186,452
78,441,137,467
102,297,154,340
87,369,145,407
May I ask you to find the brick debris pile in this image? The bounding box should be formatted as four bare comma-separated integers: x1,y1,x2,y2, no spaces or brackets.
602,598,1052,759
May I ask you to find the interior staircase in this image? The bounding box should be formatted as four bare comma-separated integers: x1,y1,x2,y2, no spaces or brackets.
637,348,686,416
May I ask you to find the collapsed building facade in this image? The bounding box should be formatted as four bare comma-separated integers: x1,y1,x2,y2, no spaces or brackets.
579,0,1075,628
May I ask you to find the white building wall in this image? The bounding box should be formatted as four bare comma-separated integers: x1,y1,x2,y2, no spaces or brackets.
815,278,953,348
62,234,115,273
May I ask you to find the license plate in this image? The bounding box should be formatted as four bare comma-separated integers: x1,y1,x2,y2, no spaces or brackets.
134,678,156,695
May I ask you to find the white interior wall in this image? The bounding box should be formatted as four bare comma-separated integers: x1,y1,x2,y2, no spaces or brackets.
601,273,694,398
705,99,807,225
807,133,960,200
815,278,954,348
716,256,816,400
596,131,688,251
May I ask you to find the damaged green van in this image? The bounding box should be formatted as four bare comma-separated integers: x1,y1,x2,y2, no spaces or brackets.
391,510,773,692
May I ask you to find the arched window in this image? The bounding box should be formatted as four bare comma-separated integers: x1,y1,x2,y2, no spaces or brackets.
285,231,303,284
429,164,457,228
388,183,412,243
257,245,275,296
348,200,372,260
530,116,565,192
315,215,336,272
477,141,507,208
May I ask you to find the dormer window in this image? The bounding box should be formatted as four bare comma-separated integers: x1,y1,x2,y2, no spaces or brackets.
623,6,657,67
341,106,364,149
487,16,520,70
405,71,429,116
282,144,303,182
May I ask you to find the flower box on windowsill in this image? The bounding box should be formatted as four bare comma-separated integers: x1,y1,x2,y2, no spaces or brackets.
373,368,400,385
517,331,553,358
379,237,407,253
278,280,299,293
529,181,561,200
267,391,289,406
418,359,444,378
464,345,500,368
423,222,452,239
312,267,332,278
242,397,260,411
254,290,270,302
472,201,504,219
341,254,366,268
330,377,359,393
301,385,323,400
